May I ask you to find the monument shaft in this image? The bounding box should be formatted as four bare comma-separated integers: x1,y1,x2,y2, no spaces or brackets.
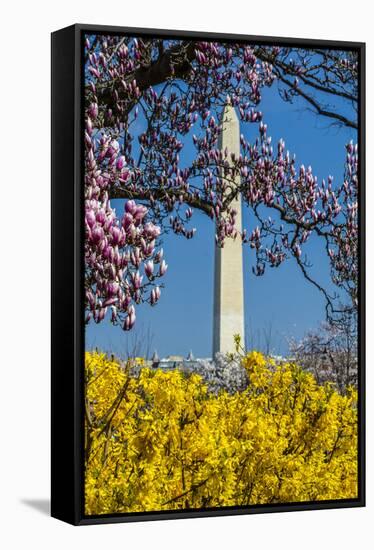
213,105,245,356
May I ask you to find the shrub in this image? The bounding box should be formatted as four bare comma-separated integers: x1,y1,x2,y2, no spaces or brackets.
85,350,358,514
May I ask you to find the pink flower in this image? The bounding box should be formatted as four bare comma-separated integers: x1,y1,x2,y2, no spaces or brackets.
144,260,154,278
150,286,161,305
131,271,143,289
88,102,98,119
85,210,96,228
134,204,148,222
159,260,168,276
124,306,136,330
116,156,126,170
91,226,104,245
144,222,161,238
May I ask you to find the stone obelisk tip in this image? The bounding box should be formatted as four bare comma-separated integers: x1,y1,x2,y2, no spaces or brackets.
221,103,239,122
218,104,240,153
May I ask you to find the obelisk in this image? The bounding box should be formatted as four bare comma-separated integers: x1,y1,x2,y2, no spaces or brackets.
212,105,245,356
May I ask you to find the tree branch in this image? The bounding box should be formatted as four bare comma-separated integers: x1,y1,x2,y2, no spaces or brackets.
91,41,197,111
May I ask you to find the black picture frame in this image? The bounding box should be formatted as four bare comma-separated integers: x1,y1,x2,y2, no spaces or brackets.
51,23,366,525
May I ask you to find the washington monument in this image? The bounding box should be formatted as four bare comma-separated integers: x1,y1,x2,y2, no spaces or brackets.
213,105,245,356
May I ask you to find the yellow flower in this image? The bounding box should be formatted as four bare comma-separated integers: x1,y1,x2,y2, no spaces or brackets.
84,350,358,515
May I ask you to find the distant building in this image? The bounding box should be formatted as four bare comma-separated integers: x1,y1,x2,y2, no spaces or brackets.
151,350,160,366
151,350,212,372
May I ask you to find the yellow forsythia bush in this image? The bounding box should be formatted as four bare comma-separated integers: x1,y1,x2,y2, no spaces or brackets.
84,350,358,514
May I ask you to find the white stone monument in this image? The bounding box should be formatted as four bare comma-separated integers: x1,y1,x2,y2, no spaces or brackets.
212,105,245,356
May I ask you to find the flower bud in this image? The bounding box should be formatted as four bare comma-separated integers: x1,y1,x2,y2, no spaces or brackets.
116,155,126,170
159,260,168,276
144,260,154,279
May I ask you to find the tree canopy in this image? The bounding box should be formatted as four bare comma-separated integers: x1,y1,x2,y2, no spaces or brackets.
84,35,359,331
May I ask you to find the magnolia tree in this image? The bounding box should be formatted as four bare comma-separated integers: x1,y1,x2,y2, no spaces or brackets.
194,353,248,394
289,310,358,391
84,36,359,331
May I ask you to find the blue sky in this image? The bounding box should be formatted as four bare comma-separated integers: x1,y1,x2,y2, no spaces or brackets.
86,71,357,359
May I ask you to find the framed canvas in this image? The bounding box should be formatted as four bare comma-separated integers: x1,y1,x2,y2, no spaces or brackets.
51,24,365,525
